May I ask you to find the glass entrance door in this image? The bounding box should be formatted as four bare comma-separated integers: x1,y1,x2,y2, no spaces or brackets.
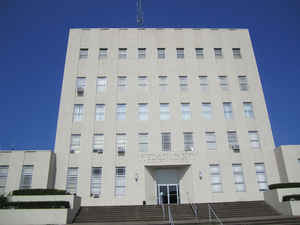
158,184,179,204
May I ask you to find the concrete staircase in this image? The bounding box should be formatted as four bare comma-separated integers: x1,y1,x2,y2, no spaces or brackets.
195,201,280,219
73,201,300,225
74,204,166,223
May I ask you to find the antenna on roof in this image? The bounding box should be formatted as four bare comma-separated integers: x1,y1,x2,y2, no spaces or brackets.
137,0,144,26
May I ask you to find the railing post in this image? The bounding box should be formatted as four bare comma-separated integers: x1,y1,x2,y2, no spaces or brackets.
160,194,165,219
168,205,174,225
208,204,211,222
208,203,224,225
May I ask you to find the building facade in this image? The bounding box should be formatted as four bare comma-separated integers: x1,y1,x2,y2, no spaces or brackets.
275,145,300,183
0,150,55,195
54,28,281,206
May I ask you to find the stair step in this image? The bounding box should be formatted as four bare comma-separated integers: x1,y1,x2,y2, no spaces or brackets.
73,201,298,224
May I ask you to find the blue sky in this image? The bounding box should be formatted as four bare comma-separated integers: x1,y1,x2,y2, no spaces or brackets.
0,0,299,150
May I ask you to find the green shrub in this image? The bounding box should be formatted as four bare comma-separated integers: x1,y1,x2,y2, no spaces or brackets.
12,189,71,196
0,201,70,209
269,183,300,190
282,194,300,202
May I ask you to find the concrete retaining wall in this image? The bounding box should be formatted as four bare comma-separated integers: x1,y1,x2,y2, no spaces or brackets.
264,188,300,216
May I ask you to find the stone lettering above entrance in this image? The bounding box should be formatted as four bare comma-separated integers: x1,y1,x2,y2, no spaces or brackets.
140,152,195,165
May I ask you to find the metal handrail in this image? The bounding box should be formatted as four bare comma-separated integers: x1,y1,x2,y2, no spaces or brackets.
208,203,224,225
191,203,198,217
186,192,198,217
160,195,166,219
168,205,174,225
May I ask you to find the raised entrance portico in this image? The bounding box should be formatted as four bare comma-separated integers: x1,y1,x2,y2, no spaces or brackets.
144,165,192,205
156,168,180,204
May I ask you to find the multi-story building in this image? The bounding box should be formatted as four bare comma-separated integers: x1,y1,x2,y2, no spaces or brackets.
54,28,281,206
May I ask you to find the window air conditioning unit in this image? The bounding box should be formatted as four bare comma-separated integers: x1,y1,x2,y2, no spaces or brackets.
76,87,84,96
93,149,103,154
231,144,240,152
186,146,194,151
117,146,125,154
90,193,100,198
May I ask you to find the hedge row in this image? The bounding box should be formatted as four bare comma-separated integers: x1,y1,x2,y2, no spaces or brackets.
282,194,300,202
12,189,71,196
269,183,300,190
0,201,70,209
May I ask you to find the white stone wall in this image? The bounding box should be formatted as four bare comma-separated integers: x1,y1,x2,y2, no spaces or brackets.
264,188,300,215
54,28,280,206
0,150,54,194
0,209,68,225
274,145,300,183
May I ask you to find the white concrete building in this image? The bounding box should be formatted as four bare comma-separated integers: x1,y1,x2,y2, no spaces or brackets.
52,28,284,206
0,150,55,195
275,145,300,183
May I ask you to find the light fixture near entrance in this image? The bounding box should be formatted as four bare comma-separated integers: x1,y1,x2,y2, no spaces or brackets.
135,172,139,182
199,171,203,180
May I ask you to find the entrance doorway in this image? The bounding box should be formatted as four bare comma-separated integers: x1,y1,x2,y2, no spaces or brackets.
157,184,180,204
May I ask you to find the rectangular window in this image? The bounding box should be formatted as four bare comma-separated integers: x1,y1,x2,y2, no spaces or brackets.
248,131,261,149
117,76,128,91
138,48,146,59
116,104,127,120
202,103,212,119
76,77,86,96
184,132,193,151
223,102,233,120
210,164,222,193
228,131,239,152
160,103,170,120
99,48,108,59
255,163,268,191
157,48,165,59
179,76,188,91
0,166,9,194
91,167,102,196
199,76,208,91
214,48,222,58
239,76,249,91
233,48,242,58
93,134,104,153
66,167,78,194
243,102,255,119
95,104,105,121
195,48,204,58
176,48,184,59
70,134,80,153
138,76,148,89
205,132,216,150
79,48,88,59
159,76,168,91
118,48,127,59
161,132,171,151
115,167,126,196
20,165,33,189
96,77,107,93
232,164,246,192
116,133,127,154
218,76,229,91
138,103,148,121
138,133,148,152
181,103,191,120
73,104,84,122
